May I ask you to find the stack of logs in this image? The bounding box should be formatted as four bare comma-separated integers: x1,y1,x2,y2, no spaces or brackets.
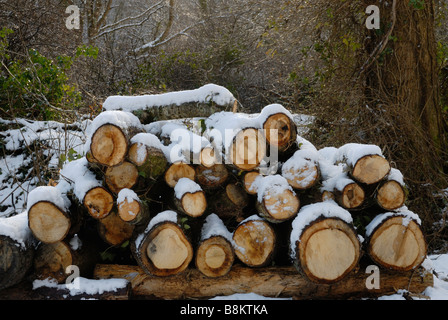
1,103,428,294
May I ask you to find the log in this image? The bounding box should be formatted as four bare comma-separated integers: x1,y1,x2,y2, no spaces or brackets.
33,234,101,284
58,157,114,220
117,189,150,226
101,84,237,124
334,181,366,210
261,108,297,155
132,211,194,277
87,111,144,167
375,168,407,211
94,264,433,300
164,162,196,188
242,171,262,195
338,144,391,185
83,187,114,220
195,164,229,191
97,210,135,246
365,209,427,272
232,215,276,267
281,156,320,190
127,133,168,183
173,178,207,218
104,161,139,194
290,202,362,284
0,213,36,291
208,182,249,224
253,175,300,223
229,128,267,171
195,214,235,278
199,146,219,168
27,186,77,244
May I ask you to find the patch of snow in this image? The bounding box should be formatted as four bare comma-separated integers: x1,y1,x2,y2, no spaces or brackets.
26,186,71,212
102,84,236,112
201,213,233,243
365,206,422,237
386,168,405,186
174,178,202,199
32,277,128,297
0,211,34,249
117,188,139,204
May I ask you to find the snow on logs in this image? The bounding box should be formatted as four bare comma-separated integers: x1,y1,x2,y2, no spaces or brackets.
18,87,429,292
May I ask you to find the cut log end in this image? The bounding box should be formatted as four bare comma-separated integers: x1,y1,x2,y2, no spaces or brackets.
352,155,391,185
296,218,361,284
90,124,129,167
118,198,142,223
97,211,135,246
230,128,266,171
83,187,114,220
339,183,365,210
259,189,300,223
128,144,168,180
28,202,71,244
180,191,207,218
34,241,72,283
199,147,218,168
137,222,193,277
105,161,139,194
367,216,427,271
283,162,319,190
164,162,196,188
195,236,235,278
195,164,229,190
233,219,276,267
263,113,297,152
376,181,406,211
243,171,261,195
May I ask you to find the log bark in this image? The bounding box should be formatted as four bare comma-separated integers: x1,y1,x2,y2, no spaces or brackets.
128,143,168,183
0,214,36,291
232,216,276,268
132,213,193,277
366,214,427,272
291,213,361,284
104,161,139,194
164,162,196,188
229,128,267,171
94,264,433,300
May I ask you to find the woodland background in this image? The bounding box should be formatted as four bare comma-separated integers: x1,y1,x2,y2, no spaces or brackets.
1,0,448,254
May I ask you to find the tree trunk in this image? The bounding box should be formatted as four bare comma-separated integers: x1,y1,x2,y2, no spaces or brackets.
232,216,276,267
366,213,427,271
262,112,298,156
364,0,446,154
